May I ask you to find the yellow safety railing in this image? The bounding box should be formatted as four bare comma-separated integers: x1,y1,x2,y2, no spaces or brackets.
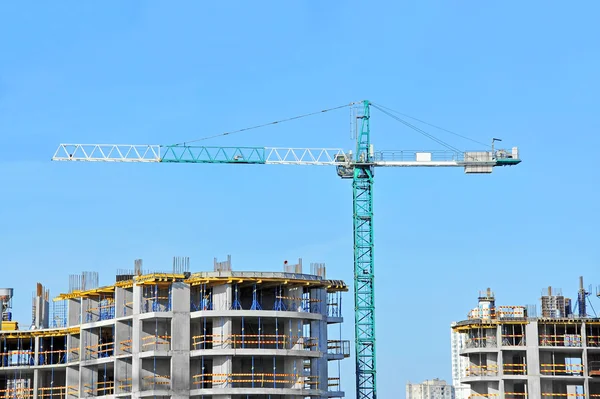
141,334,171,350
503,363,527,374
192,373,318,388
142,375,170,389
37,386,77,398
117,377,132,392
466,365,499,376
0,387,34,399
141,296,171,313
540,363,584,375
0,350,34,366
468,395,499,398
38,348,70,366
328,377,341,387
191,334,318,350
541,394,585,398
539,334,582,347
67,385,78,397
84,341,114,359
83,380,114,395
120,339,132,353
588,334,600,346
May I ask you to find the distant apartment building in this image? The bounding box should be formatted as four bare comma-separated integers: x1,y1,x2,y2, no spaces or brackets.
406,378,455,399
450,323,470,399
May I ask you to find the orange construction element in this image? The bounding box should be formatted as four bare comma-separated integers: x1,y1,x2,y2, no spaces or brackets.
192,372,318,388
503,363,527,375
540,363,584,375
84,341,114,359
191,334,317,350
84,380,114,395
117,377,132,393
466,365,499,377
141,334,171,350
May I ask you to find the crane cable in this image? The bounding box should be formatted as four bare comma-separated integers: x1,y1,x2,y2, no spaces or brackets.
371,102,490,149
172,102,355,146
371,104,463,153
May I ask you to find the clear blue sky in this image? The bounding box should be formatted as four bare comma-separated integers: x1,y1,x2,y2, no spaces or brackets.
1,1,599,397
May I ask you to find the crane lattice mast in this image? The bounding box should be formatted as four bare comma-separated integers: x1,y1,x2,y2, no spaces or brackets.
52,99,521,399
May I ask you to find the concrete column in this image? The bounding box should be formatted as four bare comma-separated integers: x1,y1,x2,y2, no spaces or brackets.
131,284,142,398
115,287,133,318
212,283,232,397
82,329,99,361
34,296,49,329
67,299,81,327
114,358,132,395
114,321,129,356
32,369,39,399
310,287,328,396
582,323,590,399
213,284,231,311
284,355,303,389
171,282,191,399
66,366,79,399
525,321,541,398
79,366,95,397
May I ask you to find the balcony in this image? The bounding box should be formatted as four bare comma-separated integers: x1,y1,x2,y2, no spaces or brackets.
328,340,351,358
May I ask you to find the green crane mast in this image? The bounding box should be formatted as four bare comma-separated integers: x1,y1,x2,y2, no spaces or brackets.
52,100,521,399
352,101,376,399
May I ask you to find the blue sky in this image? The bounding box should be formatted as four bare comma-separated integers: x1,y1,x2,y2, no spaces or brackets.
1,1,599,397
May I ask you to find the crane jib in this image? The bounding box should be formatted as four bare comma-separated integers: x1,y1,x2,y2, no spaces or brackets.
50,100,522,399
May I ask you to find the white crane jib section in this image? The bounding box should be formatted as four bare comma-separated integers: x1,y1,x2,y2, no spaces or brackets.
52,144,520,173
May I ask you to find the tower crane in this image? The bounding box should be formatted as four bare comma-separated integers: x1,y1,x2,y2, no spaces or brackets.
51,100,521,399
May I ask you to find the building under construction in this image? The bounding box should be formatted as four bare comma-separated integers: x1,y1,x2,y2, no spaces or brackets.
0,256,349,399
451,277,600,399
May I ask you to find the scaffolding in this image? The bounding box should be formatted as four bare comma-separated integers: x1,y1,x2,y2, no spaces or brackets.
190,284,213,311
327,291,343,318
0,335,34,367
50,301,67,328
85,295,115,323
327,340,351,357
539,323,582,347
142,285,172,313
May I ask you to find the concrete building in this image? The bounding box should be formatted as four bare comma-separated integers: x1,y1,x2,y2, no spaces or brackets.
452,280,600,399
406,378,455,399
0,257,350,399
450,323,470,399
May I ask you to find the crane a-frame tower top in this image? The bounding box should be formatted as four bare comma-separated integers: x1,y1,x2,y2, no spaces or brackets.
52,100,521,399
